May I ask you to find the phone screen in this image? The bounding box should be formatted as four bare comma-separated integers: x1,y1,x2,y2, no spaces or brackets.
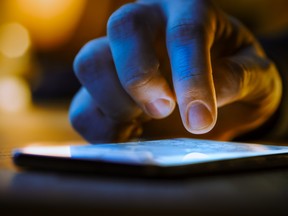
14,138,288,167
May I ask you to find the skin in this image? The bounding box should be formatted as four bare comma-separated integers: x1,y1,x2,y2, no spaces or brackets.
69,0,282,143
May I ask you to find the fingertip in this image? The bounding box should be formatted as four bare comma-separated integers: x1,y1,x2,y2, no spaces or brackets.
174,76,217,135
144,98,176,119
122,70,175,120
185,101,216,134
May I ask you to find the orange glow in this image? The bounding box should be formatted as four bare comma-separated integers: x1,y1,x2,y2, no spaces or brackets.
0,22,30,58
6,0,86,49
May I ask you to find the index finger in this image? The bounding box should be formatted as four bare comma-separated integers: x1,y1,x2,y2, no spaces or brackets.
165,1,217,134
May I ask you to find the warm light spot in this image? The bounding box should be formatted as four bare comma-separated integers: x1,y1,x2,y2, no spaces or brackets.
0,22,30,58
0,76,31,112
21,145,71,157
8,0,86,49
16,0,79,19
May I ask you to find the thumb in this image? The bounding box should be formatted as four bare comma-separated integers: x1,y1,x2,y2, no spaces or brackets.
213,46,282,113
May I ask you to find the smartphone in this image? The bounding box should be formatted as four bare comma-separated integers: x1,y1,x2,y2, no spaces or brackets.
13,138,288,177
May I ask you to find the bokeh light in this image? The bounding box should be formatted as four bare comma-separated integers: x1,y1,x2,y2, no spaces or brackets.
0,22,30,58
0,76,31,112
15,0,83,19
7,0,86,49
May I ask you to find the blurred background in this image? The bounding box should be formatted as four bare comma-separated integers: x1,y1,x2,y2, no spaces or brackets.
0,0,287,155
0,0,109,151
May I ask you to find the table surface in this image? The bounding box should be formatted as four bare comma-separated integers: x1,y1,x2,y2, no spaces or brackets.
1,105,288,215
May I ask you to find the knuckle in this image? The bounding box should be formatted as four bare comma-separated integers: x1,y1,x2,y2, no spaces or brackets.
176,71,203,83
167,21,207,45
173,60,206,82
73,40,108,83
123,73,153,91
120,62,159,91
107,3,144,39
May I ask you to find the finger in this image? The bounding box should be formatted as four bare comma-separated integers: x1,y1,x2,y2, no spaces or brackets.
73,37,142,122
107,3,175,119
69,88,142,143
165,2,217,134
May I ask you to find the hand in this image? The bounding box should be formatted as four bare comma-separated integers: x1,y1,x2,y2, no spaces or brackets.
69,0,282,142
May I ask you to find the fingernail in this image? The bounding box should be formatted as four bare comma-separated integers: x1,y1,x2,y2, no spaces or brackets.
145,99,174,118
187,102,213,131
